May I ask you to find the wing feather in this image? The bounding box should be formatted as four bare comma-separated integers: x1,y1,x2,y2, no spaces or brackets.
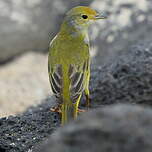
48,64,62,98
69,60,89,103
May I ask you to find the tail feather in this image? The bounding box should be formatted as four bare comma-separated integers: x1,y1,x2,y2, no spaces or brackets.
61,103,78,125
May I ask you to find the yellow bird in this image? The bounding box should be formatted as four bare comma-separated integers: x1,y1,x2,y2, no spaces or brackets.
48,6,107,125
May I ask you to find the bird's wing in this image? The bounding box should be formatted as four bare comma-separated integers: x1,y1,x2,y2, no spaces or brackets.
48,34,63,98
68,59,89,103
48,64,62,98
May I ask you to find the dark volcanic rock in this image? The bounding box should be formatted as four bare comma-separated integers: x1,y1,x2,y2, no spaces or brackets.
88,41,152,108
0,97,60,152
34,104,152,152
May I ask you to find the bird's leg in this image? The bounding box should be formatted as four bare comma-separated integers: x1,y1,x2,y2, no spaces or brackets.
50,104,62,114
73,95,82,119
76,92,90,114
84,88,91,110
84,69,91,110
74,95,86,114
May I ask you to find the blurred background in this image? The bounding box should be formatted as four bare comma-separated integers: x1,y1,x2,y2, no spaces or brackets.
0,0,151,117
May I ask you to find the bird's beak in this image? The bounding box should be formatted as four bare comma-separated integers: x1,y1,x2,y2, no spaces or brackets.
95,13,108,19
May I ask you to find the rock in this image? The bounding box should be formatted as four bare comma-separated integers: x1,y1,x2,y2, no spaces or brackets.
34,104,152,152
87,41,152,108
0,0,91,62
0,52,50,117
90,0,152,64
0,96,60,152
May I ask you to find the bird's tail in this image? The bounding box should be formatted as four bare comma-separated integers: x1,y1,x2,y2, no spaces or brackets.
61,102,78,125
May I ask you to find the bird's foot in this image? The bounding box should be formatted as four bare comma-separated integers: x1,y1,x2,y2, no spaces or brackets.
78,108,86,113
51,106,86,114
50,105,62,114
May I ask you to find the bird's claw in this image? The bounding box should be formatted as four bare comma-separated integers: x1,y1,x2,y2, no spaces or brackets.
51,106,86,114
78,108,86,113
50,105,62,114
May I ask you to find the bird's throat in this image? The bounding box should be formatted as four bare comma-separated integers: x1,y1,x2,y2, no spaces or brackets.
60,21,88,40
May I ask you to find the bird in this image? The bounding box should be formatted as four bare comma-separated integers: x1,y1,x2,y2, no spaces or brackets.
48,6,107,125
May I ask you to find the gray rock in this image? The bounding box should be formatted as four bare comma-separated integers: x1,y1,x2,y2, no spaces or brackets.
34,104,152,152
0,96,60,152
90,0,152,64
88,41,152,108
0,52,50,117
0,0,91,62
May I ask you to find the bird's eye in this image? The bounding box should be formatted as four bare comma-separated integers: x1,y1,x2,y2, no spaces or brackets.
82,15,88,19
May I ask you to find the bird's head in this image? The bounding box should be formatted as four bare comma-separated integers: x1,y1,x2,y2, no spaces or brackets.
64,6,107,31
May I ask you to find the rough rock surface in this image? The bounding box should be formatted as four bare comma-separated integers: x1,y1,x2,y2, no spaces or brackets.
88,41,152,107
0,97,60,152
0,0,91,62
34,104,152,152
